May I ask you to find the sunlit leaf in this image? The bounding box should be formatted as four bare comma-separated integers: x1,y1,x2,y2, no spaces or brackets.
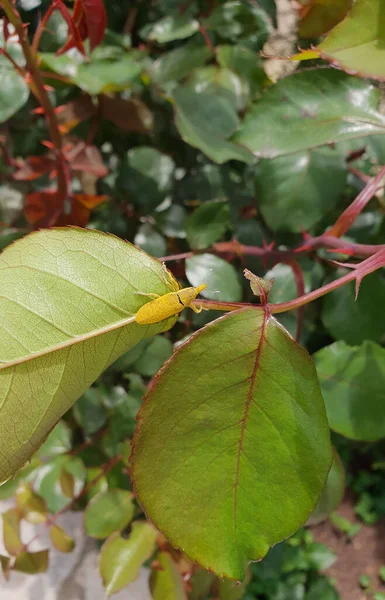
186,253,242,302
99,522,158,596
85,489,135,539
50,524,75,553
2,508,23,555
307,449,345,525
0,20,30,123
132,308,332,579
13,549,49,574
16,483,47,524
0,228,178,483
298,0,352,38
150,552,187,600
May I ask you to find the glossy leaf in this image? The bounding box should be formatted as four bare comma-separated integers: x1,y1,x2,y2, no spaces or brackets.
315,340,385,441
134,336,173,378
145,14,199,43
318,0,385,81
39,420,72,458
85,489,135,539
217,44,266,97
13,550,49,574
186,201,230,250
152,40,211,85
134,224,167,258
150,552,187,600
36,455,86,513
0,228,178,483
2,508,23,555
187,66,249,112
186,253,242,302
73,388,106,435
299,0,352,38
307,449,345,525
321,271,385,345
118,147,175,213
234,70,385,158
203,1,271,49
0,20,29,123
50,524,75,553
173,88,255,164
132,308,332,579
99,522,158,596
254,148,346,232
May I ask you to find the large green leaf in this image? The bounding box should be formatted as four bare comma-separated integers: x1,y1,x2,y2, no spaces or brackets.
314,341,385,441
0,21,30,123
85,489,135,539
254,148,347,232
234,70,385,158
318,0,385,81
173,88,255,164
321,271,385,345
132,308,332,579
0,228,178,483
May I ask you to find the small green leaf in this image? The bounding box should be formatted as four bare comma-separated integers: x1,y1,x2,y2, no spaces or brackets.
186,201,230,250
0,20,30,122
132,309,332,579
50,524,75,553
60,466,75,498
0,554,10,579
39,420,72,458
145,14,199,43
203,1,271,49
134,335,173,377
36,456,86,513
359,574,371,589
150,552,187,600
152,39,211,85
254,148,347,232
321,271,385,345
85,489,135,539
0,228,179,483
244,269,274,298
379,566,385,583
315,341,385,441
173,88,255,164
307,449,345,525
234,70,385,158
99,522,158,596
16,484,47,524
2,508,23,555
187,66,249,111
217,44,266,97
318,0,385,81
13,550,49,574
73,389,106,436
186,253,242,301
134,224,167,258
118,147,175,213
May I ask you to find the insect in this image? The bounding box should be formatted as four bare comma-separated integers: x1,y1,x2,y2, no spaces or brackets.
135,284,207,325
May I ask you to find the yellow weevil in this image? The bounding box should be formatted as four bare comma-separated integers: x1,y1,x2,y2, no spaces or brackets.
135,284,207,325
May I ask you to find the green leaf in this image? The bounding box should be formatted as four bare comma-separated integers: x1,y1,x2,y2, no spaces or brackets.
306,577,341,600
315,340,385,441
217,44,266,97
40,52,143,95
318,0,385,81
132,308,332,579
203,1,271,49
187,66,249,111
2,508,23,555
234,70,385,158
0,228,179,483
299,0,352,38
150,552,187,600
254,148,347,232
39,420,72,458
0,20,30,123
307,449,345,525
85,489,135,539
50,524,75,553
16,483,48,524
118,147,175,213
186,253,242,301
186,201,230,250
156,204,187,239
146,14,199,43
152,39,211,85
36,455,86,512
134,224,167,258
99,522,158,596
321,271,385,345
134,335,173,377
173,88,255,164
13,550,49,574
73,388,107,436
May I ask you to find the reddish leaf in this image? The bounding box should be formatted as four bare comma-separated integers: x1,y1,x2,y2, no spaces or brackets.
56,96,96,134
68,144,108,178
56,0,86,55
80,0,107,51
56,193,107,227
13,156,55,181
24,189,64,227
99,96,153,134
